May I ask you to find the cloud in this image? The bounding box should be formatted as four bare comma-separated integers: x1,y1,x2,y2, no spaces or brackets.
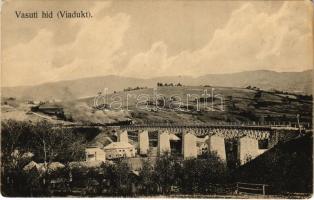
122,1,313,78
2,1,312,86
2,1,130,86
121,41,169,77
51,12,130,81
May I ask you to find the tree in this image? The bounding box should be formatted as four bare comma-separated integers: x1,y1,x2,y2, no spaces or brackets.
181,159,200,193
28,121,86,163
180,152,228,194
1,120,32,163
139,159,155,194
157,82,163,87
153,153,177,194
1,120,87,196
254,91,262,99
103,160,132,196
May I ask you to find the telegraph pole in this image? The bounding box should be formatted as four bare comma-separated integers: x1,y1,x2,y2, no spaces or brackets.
296,114,302,135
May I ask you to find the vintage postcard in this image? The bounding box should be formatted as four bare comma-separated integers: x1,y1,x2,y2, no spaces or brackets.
1,0,313,198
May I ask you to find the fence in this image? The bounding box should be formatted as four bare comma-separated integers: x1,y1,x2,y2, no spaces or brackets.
236,182,269,195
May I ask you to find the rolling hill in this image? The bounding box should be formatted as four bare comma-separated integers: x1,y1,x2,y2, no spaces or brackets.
1,84,312,125
2,70,312,100
61,85,312,125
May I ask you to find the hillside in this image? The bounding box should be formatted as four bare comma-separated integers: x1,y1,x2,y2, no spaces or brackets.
2,70,312,100
61,86,312,125
197,70,313,94
2,84,312,125
233,134,313,194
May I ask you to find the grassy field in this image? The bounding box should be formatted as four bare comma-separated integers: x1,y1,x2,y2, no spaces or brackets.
2,86,312,125
73,86,312,125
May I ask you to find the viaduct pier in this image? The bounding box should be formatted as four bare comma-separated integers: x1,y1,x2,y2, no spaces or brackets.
107,123,310,165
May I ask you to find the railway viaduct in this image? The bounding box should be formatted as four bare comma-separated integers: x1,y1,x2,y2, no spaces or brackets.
108,123,309,165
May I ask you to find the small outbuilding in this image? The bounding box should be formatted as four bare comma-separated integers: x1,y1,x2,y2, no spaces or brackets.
85,146,106,162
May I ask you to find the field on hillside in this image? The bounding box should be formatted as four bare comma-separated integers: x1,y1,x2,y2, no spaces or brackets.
61,86,312,125
2,86,312,125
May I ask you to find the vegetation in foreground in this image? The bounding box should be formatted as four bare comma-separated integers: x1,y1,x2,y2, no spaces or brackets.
1,120,312,197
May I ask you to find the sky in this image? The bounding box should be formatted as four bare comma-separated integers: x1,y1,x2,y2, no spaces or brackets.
1,0,313,87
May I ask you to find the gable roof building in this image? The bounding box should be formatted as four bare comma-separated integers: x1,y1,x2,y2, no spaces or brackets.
103,142,135,159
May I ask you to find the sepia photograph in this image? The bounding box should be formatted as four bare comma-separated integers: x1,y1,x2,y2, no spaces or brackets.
1,0,313,198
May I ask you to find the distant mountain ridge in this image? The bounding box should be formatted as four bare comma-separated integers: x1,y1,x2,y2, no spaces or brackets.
2,70,312,100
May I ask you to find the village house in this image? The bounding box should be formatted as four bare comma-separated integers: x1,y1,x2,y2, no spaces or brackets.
103,142,135,160
85,146,106,162
23,161,65,175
